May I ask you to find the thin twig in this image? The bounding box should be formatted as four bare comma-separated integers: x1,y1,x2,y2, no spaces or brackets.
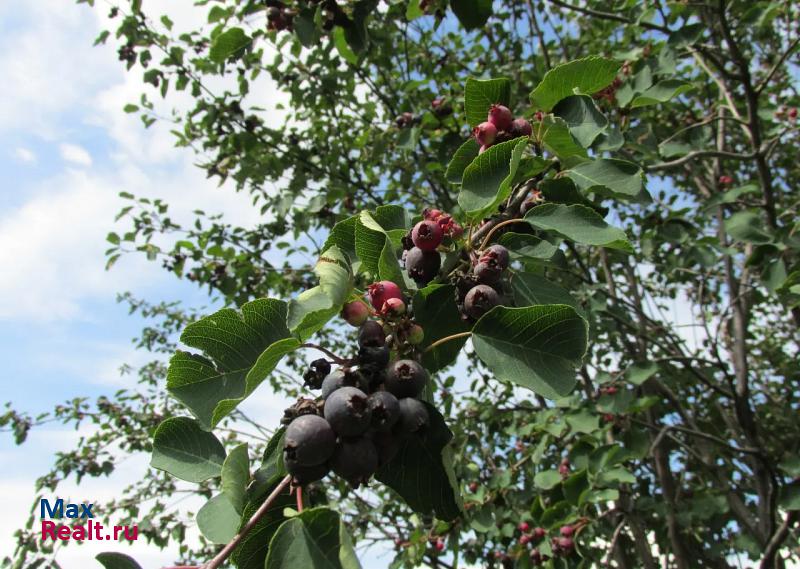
203,475,292,569
300,343,349,365
424,332,472,353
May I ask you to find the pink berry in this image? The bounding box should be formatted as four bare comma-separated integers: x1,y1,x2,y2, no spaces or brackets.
520,534,532,545
412,220,444,251
533,111,544,122
341,301,369,326
605,386,618,395
518,521,530,532
469,482,479,492
532,527,546,539
509,118,532,137
560,525,574,538
557,536,574,551
789,108,798,119
423,208,443,220
718,175,733,185
382,297,406,317
488,104,513,130
435,539,445,551
367,281,403,311
473,121,497,146
530,549,543,564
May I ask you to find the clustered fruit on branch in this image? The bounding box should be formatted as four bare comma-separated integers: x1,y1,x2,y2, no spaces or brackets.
473,104,532,153
455,244,510,321
511,522,576,565
283,282,430,488
402,209,463,286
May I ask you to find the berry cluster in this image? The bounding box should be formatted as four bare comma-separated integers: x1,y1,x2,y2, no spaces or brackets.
516,523,575,566
454,244,510,321
402,209,463,286
473,104,532,153
283,283,431,487
592,76,623,104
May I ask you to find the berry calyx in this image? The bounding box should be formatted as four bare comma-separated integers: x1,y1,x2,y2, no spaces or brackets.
488,104,513,130
411,220,444,251
473,121,498,146
341,300,370,326
463,284,500,319
367,281,403,311
367,391,400,432
509,118,532,138
385,359,428,398
303,358,331,389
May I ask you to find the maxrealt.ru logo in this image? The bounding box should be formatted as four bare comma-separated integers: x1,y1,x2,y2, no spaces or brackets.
40,498,138,542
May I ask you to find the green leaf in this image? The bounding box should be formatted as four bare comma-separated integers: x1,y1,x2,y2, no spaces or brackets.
221,443,250,512
539,177,604,212
499,233,559,261
96,553,143,569
322,214,359,262
626,362,658,385
376,403,463,521
472,305,588,399
540,115,588,160
150,417,226,483
231,479,295,569
524,204,633,252
265,508,362,569
354,211,405,284
530,56,621,111
566,159,644,199
197,493,240,544
566,410,599,434
446,138,480,183
667,23,704,48
553,95,608,147
168,299,298,428
288,246,354,340
333,27,358,64
630,80,693,108
209,27,251,63
534,469,562,490
779,486,800,511
511,272,586,319
413,284,470,372
449,0,493,31
249,429,288,502
458,137,528,219
596,466,636,486
724,211,772,244
464,77,511,127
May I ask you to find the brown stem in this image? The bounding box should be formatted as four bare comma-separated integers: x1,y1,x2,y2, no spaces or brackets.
760,511,798,569
203,474,292,569
300,343,349,365
296,485,304,513
424,332,472,353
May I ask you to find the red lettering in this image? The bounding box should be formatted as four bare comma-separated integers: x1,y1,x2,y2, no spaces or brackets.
57,526,71,540
73,525,87,541
41,521,56,540
114,526,122,540
123,526,138,541
94,522,104,540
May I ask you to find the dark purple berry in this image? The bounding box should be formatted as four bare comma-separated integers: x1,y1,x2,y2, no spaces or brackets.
479,244,510,270
324,386,372,437
330,437,378,487
321,369,347,399
367,391,400,431
385,359,428,398
463,285,500,319
358,345,390,369
405,247,441,285
509,118,532,137
369,430,401,466
473,261,502,284
283,414,335,467
288,461,329,485
358,320,386,347
411,220,444,251
396,398,429,434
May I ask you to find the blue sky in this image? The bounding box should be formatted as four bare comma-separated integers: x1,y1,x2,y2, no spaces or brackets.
0,1,313,567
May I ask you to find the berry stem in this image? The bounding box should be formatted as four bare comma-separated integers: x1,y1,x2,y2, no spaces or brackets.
300,343,350,365
296,485,304,512
424,331,472,353
202,474,291,569
478,219,528,251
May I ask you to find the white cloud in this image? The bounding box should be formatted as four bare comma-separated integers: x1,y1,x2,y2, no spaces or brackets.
14,147,36,163
59,143,92,167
